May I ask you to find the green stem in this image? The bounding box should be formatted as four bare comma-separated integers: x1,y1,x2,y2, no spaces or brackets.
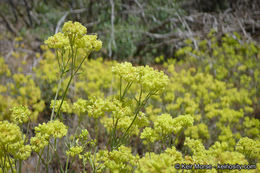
3,154,6,173
89,157,95,172
56,50,61,71
74,54,89,75
94,119,99,141
120,81,133,100
0,156,4,172
7,156,14,173
65,156,70,173
57,74,74,118
64,54,71,70
120,92,152,146
119,77,122,98
111,118,119,150
51,73,63,121
49,141,64,173
90,147,98,173
18,160,22,173
37,149,47,167
46,144,50,173
68,158,76,173
36,152,41,173
123,90,144,137
109,116,115,149
46,164,49,173
56,53,89,118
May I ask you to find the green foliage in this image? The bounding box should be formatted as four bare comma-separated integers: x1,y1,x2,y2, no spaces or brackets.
1,0,186,62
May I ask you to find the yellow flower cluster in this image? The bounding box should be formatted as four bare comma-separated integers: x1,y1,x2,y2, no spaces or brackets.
72,98,88,116
112,62,169,92
66,146,83,157
75,58,116,98
15,144,32,160
77,35,102,51
45,21,102,52
141,114,193,144
217,126,237,149
0,57,11,76
243,117,260,140
150,60,255,151
50,99,71,113
66,128,96,162
86,97,110,118
34,46,59,83
176,30,260,105
185,123,209,142
94,145,139,173
183,138,252,172
0,121,31,160
86,97,148,135
0,121,22,150
184,138,207,157
7,73,45,121
87,97,132,119
44,32,69,49
101,113,147,136
62,21,87,38
79,129,89,141
30,120,67,152
10,105,31,124
236,137,260,161
136,147,182,173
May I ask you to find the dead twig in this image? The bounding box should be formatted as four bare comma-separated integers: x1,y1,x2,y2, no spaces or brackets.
55,11,70,34
109,0,116,58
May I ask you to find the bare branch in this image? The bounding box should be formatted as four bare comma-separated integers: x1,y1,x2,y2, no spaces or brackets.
109,0,116,58
55,11,70,34
55,8,87,34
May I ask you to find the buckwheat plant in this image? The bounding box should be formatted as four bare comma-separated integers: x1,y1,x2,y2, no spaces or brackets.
85,62,169,150
0,121,31,173
10,105,31,125
30,120,67,172
45,21,102,120
109,62,169,148
141,114,194,148
29,21,102,173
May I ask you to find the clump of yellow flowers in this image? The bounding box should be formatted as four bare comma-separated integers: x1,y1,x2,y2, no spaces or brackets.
45,21,102,120
30,120,67,153
141,114,194,144
0,121,31,171
94,145,139,173
112,62,169,93
1,21,260,172
10,105,31,124
45,21,102,51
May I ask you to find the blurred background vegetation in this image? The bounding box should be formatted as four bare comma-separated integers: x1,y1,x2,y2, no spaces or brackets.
0,0,259,64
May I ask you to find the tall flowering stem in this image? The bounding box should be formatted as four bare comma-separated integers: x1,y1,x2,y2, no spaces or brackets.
44,21,102,120
111,62,169,149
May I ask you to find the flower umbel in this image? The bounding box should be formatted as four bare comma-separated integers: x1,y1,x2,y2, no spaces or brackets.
30,120,67,152
10,105,31,124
